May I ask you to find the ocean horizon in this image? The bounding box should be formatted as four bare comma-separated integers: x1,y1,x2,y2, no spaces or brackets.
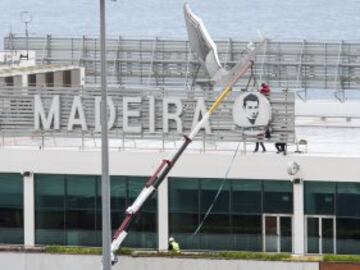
1,0,360,46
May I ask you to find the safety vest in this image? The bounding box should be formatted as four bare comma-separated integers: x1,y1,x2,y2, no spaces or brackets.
170,241,180,253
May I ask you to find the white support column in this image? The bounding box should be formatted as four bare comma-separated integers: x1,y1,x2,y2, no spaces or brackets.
23,172,35,247
293,180,305,255
157,176,169,251
22,74,28,87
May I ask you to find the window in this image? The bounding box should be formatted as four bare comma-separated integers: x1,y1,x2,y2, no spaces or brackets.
0,173,23,244
263,181,293,213
200,179,230,250
28,74,36,87
4,76,14,86
232,214,262,251
63,70,71,87
125,177,157,248
334,183,360,255
169,179,200,249
66,175,97,246
232,180,261,214
304,182,335,215
35,174,156,248
109,176,127,229
35,174,65,245
280,216,292,252
337,183,360,217
169,178,292,251
337,218,360,254
231,181,262,251
305,181,360,255
45,72,54,87
169,179,199,214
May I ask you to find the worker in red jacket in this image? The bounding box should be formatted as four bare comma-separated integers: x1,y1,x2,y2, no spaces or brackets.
260,83,271,96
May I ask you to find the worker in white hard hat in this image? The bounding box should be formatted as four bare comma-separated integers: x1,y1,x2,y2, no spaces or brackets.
168,236,180,253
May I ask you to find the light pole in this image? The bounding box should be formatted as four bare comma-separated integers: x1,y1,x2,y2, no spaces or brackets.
20,11,32,60
99,0,111,269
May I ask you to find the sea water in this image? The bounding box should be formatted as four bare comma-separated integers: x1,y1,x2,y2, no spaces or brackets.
1,0,360,43
1,0,360,99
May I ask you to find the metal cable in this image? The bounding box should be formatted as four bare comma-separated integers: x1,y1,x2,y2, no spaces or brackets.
244,63,258,91
190,142,241,238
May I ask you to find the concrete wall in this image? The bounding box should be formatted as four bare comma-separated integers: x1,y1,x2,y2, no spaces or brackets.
14,75,22,87
71,69,81,87
0,148,360,182
0,252,319,270
54,71,63,87
36,73,46,87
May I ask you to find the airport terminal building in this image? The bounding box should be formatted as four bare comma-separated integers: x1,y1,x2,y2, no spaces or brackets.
2,34,360,257
1,84,360,256
1,145,360,256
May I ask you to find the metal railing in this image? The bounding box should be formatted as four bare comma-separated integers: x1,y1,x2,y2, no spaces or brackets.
4,35,360,102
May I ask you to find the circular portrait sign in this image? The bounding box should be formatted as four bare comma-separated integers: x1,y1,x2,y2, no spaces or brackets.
232,92,272,136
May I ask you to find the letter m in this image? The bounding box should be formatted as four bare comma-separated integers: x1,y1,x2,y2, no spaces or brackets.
34,95,60,130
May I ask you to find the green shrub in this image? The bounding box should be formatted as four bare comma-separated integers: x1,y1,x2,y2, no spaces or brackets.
45,246,134,256
46,246,102,255
43,246,304,262
218,251,291,261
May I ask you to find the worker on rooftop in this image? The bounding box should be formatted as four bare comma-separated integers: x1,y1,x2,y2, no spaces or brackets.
260,82,271,96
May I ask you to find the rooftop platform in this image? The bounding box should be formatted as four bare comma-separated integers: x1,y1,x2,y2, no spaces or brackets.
0,124,359,157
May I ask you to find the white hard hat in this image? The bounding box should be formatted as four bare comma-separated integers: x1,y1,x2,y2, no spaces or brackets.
169,237,174,242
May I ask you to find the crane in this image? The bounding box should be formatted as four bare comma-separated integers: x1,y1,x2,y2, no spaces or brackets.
110,3,266,265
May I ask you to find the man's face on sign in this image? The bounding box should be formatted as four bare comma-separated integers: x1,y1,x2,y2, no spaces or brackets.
244,100,259,123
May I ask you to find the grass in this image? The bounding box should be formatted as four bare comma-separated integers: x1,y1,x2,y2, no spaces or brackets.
44,246,291,261
218,251,291,261
43,246,360,264
46,246,102,255
111,249,294,261
45,246,132,256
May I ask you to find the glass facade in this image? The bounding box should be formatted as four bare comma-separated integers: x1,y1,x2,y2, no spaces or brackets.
336,183,360,254
232,180,262,251
304,182,335,215
169,178,293,251
0,173,23,244
263,181,293,214
120,176,157,248
35,174,156,248
3,169,360,255
305,181,360,254
280,216,292,252
35,174,66,245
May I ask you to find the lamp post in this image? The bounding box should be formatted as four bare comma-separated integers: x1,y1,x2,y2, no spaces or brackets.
20,11,32,60
99,0,111,269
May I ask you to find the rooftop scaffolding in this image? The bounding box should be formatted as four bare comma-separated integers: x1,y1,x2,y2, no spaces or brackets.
4,35,360,101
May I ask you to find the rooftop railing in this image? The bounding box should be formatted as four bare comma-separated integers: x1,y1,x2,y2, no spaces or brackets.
4,34,360,102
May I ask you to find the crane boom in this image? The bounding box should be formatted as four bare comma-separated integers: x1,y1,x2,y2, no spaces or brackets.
110,44,264,265
109,3,266,265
